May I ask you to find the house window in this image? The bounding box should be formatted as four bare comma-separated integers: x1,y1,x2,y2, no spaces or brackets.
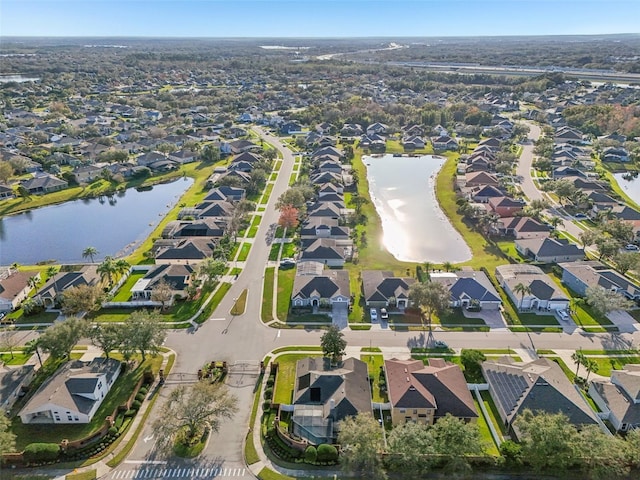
74,416,79,421
67,415,73,421
399,409,406,413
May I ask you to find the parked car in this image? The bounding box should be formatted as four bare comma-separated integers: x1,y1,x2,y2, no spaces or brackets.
380,308,389,319
625,244,639,251
279,258,296,268
557,310,570,321
434,340,448,348
574,213,587,219
370,308,378,321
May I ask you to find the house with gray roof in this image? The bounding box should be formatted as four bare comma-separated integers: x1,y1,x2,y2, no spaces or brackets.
385,358,477,426
482,357,599,440
21,174,68,195
0,184,14,200
19,358,121,424
559,260,640,300
131,264,195,301
361,270,416,310
291,270,350,310
589,364,640,432
431,270,502,310
515,237,584,263
299,239,349,267
291,357,371,445
494,216,551,239
495,264,569,311
0,364,35,411
154,238,216,265
36,266,99,308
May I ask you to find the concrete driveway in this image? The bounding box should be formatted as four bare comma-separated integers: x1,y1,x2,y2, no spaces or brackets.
606,311,639,333
331,302,348,330
462,308,508,330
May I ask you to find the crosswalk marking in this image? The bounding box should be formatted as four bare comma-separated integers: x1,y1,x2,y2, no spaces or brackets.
110,466,247,479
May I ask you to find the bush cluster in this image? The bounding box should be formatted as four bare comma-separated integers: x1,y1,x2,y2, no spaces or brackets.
23,443,60,464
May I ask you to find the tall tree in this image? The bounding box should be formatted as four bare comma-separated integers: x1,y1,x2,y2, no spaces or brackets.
199,258,227,287
97,256,116,286
408,281,451,327
320,325,347,365
577,425,631,480
514,409,580,473
82,246,99,263
38,317,89,360
585,286,633,317
60,284,103,316
27,276,39,295
584,358,599,382
571,348,586,378
90,323,124,359
432,414,486,474
385,422,436,476
46,265,58,280
24,339,43,368
0,160,14,184
122,310,166,361
460,349,486,383
0,326,20,360
513,282,532,310
278,204,300,230
338,412,386,480
151,279,174,311
613,251,640,275
153,381,237,453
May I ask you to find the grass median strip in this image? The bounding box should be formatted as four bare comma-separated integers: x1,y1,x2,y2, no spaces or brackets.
262,267,275,322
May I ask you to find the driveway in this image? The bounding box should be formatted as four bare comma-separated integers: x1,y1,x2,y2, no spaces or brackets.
606,311,639,333
331,302,348,330
462,308,508,330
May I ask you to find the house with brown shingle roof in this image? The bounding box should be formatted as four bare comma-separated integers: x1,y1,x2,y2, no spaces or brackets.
0,269,39,312
384,358,478,426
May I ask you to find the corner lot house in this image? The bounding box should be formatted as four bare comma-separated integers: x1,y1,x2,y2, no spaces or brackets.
291,357,371,445
495,264,569,311
19,358,121,424
589,364,640,432
482,357,599,440
0,268,39,312
385,358,478,426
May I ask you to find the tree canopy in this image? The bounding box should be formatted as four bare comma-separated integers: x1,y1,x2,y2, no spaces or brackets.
320,325,347,364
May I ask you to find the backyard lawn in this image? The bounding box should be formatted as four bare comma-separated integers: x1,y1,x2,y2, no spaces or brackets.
111,271,146,302
474,398,500,457
273,353,321,405
360,354,388,403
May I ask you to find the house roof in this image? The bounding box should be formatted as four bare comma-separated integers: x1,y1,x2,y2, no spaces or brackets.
292,270,350,301
496,264,568,302
0,271,34,302
559,261,640,298
19,358,121,417
155,238,216,261
516,237,584,258
499,216,550,234
385,358,478,419
132,264,195,293
22,174,68,191
300,238,346,261
591,381,640,428
0,364,34,406
361,270,415,303
37,266,99,301
482,357,598,435
465,171,499,186
293,357,371,423
432,271,501,303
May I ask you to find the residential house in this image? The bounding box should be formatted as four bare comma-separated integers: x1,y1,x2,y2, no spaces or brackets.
385,358,478,426
589,364,640,432
280,121,303,135
0,184,13,200
0,364,35,411
494,216,551,239
299,239,349,267
515,237,584,263
168,150,197,164
163,218,226,239
291,357,371,445
430,270,502,310
366,123,388,136
19,358,121,424
402,136,426,150
36,266,99,308
136,151,166,167
154,238,217,265
482,357,599,440
467,185,506,203
310,171,342,186
463,171,499,188
559,261,640,300
431,135,459,151
361,270,415,310
203,186,246,203
194,200,235,219
602,147,629,163
72,164,103,184
131,264,195,301
495,264,569,311
488,196,526,218
291,270,350,310
340,123,364,136
21,174,68,195
0,269,39,312
229,139,260,154
359,134,386,152
477,137,502,152
555,126,586,144
300,217,350,242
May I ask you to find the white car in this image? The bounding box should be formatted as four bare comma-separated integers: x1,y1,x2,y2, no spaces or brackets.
380,308,389,320
557,310,570,321
370,308,378,321
625,244,639,251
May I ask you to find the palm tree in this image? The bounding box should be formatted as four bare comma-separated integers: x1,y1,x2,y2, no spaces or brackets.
442,261,453,272
46,266,58,280
97,256,116,286
24,339,43,368
513,282,532,310
548,216,562,229
27,276,39,295
422,262,432,282
571,349,586,379
114,259,130,282
584,358,599,382
82,246,99,263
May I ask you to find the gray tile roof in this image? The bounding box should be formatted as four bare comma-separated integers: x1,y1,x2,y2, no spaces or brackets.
361,270,415,304
292,270,350,300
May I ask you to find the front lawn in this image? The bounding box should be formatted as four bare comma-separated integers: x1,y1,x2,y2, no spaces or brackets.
262,267,275,323
14,311,59,325
11,354,162,450
273,353,321,405
247,215,261,238
0,352,31,365
277,268,295,321
280,242,297,259
584,355,640,376
237,243,251,262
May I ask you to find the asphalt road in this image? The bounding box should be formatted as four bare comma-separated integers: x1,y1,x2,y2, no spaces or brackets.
115,128,640,477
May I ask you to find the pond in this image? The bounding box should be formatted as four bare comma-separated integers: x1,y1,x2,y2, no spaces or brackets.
613,172,640,206
364,154,471,263
0,178,193,265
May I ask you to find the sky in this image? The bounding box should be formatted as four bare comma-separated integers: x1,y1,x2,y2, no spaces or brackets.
1,0,638,38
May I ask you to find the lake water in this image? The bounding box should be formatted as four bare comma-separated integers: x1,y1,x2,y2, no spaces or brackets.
0,178,193,265
364,154,471,263
613,172,640,206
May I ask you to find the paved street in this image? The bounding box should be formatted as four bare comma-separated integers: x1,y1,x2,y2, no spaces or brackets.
109,462,250,479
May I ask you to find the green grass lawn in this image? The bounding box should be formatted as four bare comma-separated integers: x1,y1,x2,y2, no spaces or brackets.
277,268,295,321
280,242,296,258
260,184,274,205
237,243,251,262
11,354,162,450
273,353,321,405
288,173,297,185
268,243,280,261
480,390,507,437
584,355,640,376
438,308,487,327
474,398,500,457
197,283,232,324
262,267,275,323
111,272,146,302
14,311,59,325
231,289,248,315
360,354,388,403
247,216,261,238
0,352,31,365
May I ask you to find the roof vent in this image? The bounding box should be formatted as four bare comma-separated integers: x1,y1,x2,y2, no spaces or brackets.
406,376,410,382
404,368,408,373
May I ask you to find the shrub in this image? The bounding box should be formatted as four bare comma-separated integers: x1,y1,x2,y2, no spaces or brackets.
135,393,145,402
23,443,61,463
262,401,271,411
266,377,275,388
124,409,137,417
316,444,338,462
131,400,141,410
108,426,118,435
138,387,148,395
263,387,273,399
304,445,317,463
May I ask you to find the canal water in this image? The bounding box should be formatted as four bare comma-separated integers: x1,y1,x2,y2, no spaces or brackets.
0,178,193,265
364,154,471,263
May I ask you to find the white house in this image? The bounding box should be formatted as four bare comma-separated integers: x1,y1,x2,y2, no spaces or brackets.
0,269,39,313
19,358,121,424
589,364,640,432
